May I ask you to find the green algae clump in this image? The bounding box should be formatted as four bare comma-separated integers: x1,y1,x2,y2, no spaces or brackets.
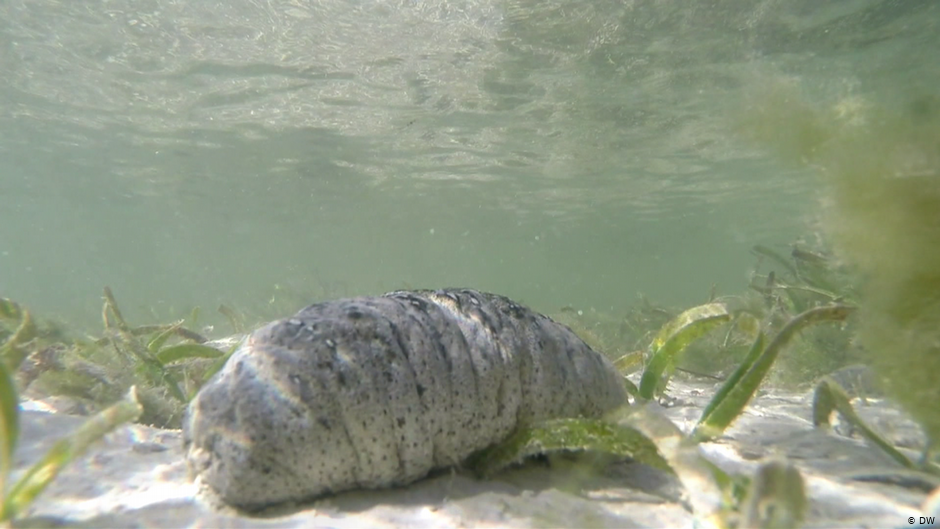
738,80,940,448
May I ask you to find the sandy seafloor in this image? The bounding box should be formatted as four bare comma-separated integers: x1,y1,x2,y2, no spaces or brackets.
12,377,940,529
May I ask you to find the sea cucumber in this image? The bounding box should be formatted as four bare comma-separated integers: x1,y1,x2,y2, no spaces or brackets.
183,288,627,510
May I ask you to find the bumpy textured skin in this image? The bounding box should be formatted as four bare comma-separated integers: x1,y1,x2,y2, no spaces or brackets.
183,289,627,510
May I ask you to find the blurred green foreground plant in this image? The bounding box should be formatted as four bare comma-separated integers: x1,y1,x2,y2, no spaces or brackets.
2,290,230,430
0,291,236,523
0,302,143,522
738,81,940,452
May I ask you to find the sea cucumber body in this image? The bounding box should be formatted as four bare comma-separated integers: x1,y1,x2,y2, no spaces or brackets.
183,289,626,510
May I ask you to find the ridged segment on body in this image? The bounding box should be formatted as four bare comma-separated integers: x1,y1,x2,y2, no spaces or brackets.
183,289,627,510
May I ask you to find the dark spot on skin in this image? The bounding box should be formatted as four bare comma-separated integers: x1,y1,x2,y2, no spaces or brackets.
397,417,406,428
337,371,347,387
318,417,331,430
346,309,364,319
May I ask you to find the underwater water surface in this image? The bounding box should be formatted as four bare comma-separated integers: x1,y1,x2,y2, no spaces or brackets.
1,0,937,331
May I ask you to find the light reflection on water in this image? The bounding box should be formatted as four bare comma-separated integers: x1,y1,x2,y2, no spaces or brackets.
0,0,936,329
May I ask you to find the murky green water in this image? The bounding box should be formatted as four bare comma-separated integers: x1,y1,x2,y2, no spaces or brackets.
1,0,936,331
